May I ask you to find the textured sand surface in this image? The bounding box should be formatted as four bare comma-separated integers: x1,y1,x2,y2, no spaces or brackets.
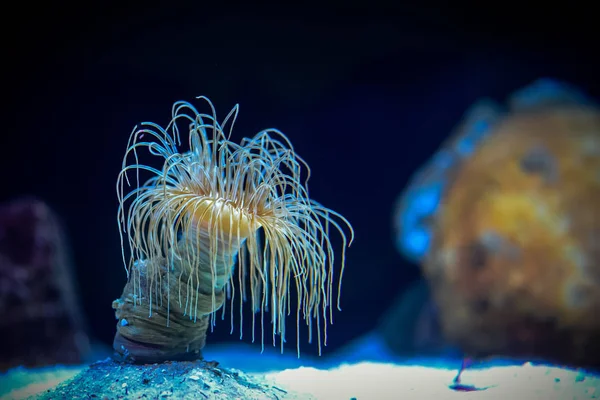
267,361,599,399
2,359,598,399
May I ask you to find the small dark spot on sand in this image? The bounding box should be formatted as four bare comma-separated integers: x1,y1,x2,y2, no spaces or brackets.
449,383,487,392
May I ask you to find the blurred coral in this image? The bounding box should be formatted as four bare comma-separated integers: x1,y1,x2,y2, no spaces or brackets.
0,197,89,370
395,79,600,367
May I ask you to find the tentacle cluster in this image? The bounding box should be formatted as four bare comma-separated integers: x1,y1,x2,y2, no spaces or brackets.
117,96,354,355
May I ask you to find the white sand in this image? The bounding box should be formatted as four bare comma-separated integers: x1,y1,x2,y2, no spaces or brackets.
265,361,599,399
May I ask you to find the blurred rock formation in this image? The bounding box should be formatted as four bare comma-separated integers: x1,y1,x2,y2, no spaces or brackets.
394,79,600,368
0,197,90,370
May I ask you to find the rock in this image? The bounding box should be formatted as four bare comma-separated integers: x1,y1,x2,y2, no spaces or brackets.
36,358,309,399
0,197,90,370
394,79,600,367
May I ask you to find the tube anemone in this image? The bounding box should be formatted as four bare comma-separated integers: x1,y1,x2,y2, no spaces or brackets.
112,96,353,363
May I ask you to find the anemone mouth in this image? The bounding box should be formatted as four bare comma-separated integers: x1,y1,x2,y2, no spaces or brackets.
116,96,354,355
172,194,263,239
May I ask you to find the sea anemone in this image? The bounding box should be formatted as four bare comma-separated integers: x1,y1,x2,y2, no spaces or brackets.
112,96,353,363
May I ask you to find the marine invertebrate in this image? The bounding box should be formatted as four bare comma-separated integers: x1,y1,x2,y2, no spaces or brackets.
394,79,600,367
112,96,353,363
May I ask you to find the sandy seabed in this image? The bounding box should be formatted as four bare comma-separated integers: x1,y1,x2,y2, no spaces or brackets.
1,359,598,400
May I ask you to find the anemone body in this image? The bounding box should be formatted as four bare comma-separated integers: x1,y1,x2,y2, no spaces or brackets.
113,96,353,362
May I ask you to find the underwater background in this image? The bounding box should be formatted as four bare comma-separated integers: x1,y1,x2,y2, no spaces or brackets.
1,3,600,399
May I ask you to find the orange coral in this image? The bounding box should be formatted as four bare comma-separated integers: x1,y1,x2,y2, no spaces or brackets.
424,102,600,366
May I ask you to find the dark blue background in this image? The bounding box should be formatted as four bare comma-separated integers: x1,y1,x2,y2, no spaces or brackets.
3,3,598,356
